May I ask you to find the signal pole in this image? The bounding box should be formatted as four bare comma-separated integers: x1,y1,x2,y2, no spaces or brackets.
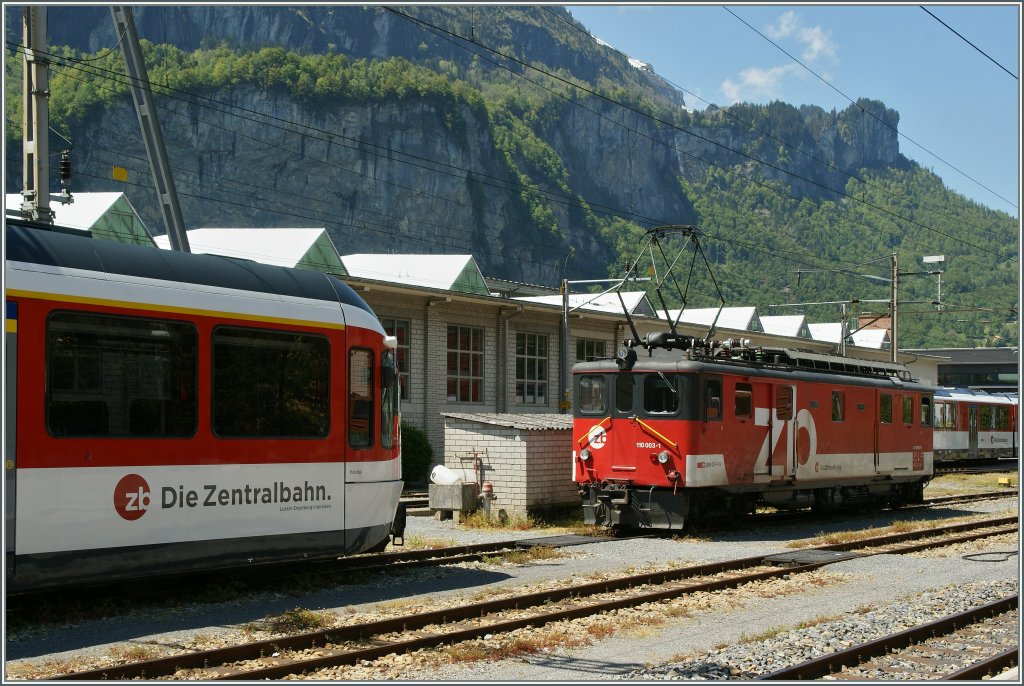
21,6,52,223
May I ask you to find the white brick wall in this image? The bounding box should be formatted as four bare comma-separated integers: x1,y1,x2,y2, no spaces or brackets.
443,419,578,517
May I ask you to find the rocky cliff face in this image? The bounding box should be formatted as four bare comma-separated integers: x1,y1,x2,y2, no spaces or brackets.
7,5,908,285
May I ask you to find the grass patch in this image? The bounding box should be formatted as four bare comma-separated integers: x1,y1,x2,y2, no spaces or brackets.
109,643,163,662
738,626,785,643
243,607,335,635
402,534,458,550
461,511,538,530
459,508,608,537
788,511,1002,548
927,473,1016,494
481,546,564,566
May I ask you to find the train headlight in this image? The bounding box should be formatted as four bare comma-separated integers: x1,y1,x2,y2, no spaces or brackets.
580,448,592,462
657,450,671,464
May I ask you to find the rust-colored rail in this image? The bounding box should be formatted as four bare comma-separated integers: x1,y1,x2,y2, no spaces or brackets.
53,516,1017,681
756,595,1018,680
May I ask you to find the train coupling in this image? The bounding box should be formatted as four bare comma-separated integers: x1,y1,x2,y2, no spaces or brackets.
390,503,407,547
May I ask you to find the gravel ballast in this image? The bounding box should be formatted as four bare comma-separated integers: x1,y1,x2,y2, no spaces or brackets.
4,495,1019,681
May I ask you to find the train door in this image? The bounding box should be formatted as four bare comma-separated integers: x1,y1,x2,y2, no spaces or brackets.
876,392,891,473
775,384,795,478
4,300,16,581
968,404,979,459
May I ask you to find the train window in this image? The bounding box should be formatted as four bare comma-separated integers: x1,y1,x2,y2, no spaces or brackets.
381,349,398,450
47,312,197,437
348,348,374,449
880,394,893,424
979,405,993,430
775,385,792,421
644,374,678,415
902,396,914,425
920,397,933,427
615,373,635,414
996,406,1009,430
734,383,752,419
705,379,722,421
577,375,606,415
831,391,845,422
212,327,329,438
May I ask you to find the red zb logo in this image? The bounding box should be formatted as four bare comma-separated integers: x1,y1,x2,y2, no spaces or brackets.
114,474,151,521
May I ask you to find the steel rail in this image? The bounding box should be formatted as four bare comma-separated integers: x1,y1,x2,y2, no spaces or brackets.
52,516,1017,681
756,595,1018,680
947,646,1019,680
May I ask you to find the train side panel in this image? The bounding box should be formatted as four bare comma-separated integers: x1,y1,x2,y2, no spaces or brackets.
574,358,933,531
5,224,401,591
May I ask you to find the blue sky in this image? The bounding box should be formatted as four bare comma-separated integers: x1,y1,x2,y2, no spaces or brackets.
568,4,1020,218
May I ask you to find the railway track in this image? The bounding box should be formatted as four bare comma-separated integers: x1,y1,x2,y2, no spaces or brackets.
49,515,1017,681
758,595,1018,680
7,488,1013,620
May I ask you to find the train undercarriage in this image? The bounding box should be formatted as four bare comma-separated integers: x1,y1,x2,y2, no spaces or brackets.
580,478,929,532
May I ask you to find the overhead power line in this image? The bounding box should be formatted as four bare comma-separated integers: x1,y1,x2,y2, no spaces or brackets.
724,6,1018,212
388,7,1007,258
36,43,873,276
549,6,1007,243
8,18,1011,299
920,6,1018,80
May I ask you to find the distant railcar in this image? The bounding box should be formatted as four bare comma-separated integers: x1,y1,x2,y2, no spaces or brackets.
932,387,1018,462
5,219,403,592
572,338,933,531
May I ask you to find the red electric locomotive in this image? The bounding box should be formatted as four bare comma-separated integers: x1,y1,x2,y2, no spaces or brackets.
572,336,934,531
5,219,404,592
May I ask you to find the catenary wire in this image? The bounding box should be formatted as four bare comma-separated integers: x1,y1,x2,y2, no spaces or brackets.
920,6,1018,80
724,5,1018,212
547,6,1010,241
386,7,1007,258
45,47,867,282
14,35,1012,299
24,38,1008,269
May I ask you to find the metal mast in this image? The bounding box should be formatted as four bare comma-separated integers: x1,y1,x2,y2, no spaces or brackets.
21,6,52,223
110,6,190,252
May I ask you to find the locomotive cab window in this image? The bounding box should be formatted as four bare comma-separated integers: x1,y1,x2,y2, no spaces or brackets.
615,373,636,414
704,378,722,421
920,396,933,427
734,383,753,419
212,327,329,438
47,311,197,437
348,348,374,449
381,349,398,449
643,374,678,415
902,396,914,425
577,375,607,416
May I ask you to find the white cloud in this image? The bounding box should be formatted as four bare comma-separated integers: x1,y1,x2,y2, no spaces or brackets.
720,64,801,104
767,10,800,40
766,10,837,63
722,11,837,103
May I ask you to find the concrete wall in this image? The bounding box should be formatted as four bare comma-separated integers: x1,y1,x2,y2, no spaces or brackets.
442,418,578,517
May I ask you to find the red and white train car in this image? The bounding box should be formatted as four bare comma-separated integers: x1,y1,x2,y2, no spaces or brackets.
4,220,403,592
933,387,1018,462
572,338,934,531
